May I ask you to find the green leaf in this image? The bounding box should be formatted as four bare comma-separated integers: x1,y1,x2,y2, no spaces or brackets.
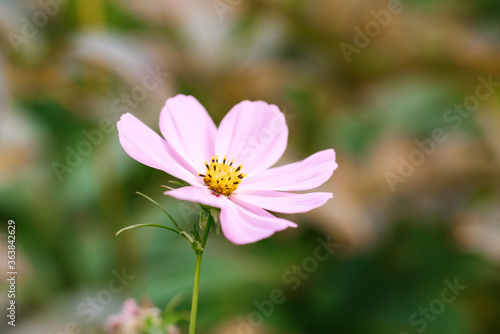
167,180,189,187
164,292,185,315
115,223,180,236
199,211,208,231
192,221,200,242
136,192,182,231
179,231,195,244
210,207,221,237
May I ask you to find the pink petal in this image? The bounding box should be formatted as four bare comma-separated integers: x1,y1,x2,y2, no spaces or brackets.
160,95,217,171
121,299,140,317
117,113,203,186
235,190,333,214
164,187,298,244
164,186,226,209
215,101,288,176
105,315,123,333
167,325,181,334
239,149,338,191
220,198,297,245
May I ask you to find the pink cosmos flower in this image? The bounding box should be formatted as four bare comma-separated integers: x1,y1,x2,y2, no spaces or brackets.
117,95,338,244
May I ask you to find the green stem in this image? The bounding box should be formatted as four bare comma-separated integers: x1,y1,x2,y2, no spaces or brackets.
189,251,203,334
188,214,213,334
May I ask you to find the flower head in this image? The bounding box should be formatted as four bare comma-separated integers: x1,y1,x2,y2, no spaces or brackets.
117,95,338,244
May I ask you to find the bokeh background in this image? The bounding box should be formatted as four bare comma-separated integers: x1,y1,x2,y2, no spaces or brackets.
1,0,500,333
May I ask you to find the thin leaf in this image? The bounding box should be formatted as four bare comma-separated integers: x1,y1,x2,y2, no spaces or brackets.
164,292,185,315
167,180,189,187
192,221,200,242
116,223,180,236
180,231,195,244
136,192,182,231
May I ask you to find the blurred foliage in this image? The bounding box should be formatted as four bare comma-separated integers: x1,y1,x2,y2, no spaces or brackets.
1,0,500,333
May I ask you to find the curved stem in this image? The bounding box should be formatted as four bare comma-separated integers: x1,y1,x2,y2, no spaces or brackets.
188,214,213,334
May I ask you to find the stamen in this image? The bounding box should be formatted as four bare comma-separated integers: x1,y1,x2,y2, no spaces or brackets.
199,156,246,196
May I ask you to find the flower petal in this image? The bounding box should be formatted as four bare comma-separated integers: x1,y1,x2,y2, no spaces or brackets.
215,101,288,176
164,186,226,209
117,113,202,185
220,198,297,245
160,94,217,171
239,149,338,191
235,190,332,214
164,187,298,244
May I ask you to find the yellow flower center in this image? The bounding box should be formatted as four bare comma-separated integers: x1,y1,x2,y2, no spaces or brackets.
198,156,246,196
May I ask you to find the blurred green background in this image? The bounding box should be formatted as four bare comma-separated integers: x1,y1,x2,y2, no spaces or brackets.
1,0,500,333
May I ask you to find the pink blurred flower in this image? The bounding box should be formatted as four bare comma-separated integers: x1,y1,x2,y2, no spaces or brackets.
105,299,162,334
117,95,338,244
105,299,139,333
166,324,181,334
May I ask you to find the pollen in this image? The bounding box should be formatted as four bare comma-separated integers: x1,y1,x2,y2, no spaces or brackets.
198,155,246,196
